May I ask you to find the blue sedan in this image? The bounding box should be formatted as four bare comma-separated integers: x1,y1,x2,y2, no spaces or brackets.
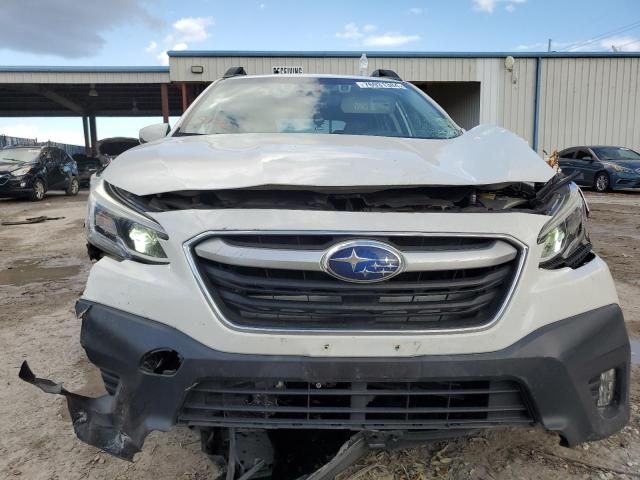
558,146,640,192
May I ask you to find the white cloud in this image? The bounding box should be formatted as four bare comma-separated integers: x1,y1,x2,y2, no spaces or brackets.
169,17,213,43
473,0,525,13
336,23,364,40
513,41,547,51
151,16,214,65
144,40,157,53
336,24,419,47
598,35,640,52
157,51,169,66
363,33,421,47
409,7,425,15
473,0,496,12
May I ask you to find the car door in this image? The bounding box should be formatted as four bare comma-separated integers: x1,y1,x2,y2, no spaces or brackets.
46,148,66,189
558,149,576,176
573,148,598,186
59,150,77,178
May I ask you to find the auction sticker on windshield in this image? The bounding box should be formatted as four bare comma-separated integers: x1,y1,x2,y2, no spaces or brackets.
356,81,405,89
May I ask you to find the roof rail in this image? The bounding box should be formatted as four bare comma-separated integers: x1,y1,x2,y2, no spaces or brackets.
223,66,247,78
370,69,402,81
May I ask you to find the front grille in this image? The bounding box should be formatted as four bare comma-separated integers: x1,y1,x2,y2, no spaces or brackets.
191,234,521,331
178,379,535,430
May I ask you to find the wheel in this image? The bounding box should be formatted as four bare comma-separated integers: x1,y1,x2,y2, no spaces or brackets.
29,179,45,201
66,177,79,196
593,172,610,192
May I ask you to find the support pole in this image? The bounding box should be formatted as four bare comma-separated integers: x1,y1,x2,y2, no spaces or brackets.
161,84,169,123
89,116,98,157
532,57,542,154
82,116,90,155
181,83,188,113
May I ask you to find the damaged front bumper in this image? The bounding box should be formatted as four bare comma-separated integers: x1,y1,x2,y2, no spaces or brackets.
20,300,630,461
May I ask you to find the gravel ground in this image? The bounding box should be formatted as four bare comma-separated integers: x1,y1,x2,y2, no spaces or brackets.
0,190,638,480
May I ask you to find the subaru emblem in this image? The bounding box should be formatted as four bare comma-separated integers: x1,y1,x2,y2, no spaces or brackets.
321,240,404,283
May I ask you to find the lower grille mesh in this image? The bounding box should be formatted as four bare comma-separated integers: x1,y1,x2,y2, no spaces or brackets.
178,379,534,430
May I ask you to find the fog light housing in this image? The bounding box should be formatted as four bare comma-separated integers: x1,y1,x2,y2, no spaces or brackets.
597,368,616,407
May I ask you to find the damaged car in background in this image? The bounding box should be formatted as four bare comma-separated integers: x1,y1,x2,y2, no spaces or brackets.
21,70,630,479
0,145,79,200
74,137,140,188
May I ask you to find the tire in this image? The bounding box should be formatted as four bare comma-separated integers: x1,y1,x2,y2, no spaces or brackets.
66,177,79,196
593,172,610,193
29,179,45,201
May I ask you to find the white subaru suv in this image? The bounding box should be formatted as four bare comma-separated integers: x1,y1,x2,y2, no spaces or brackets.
22,69,630,474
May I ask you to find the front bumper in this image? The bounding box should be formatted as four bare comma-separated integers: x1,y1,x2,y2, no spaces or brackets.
0,175,33,196
611,172,640,189
21,300,630,460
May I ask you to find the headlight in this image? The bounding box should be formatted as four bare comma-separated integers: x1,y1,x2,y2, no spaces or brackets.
537,182,590,269
11,166,31,176
87,179,168,263
609,163,633,173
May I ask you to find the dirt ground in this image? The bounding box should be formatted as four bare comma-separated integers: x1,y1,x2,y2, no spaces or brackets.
0,190,638,480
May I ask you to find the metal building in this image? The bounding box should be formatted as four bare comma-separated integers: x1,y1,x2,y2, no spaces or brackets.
0,51,639,155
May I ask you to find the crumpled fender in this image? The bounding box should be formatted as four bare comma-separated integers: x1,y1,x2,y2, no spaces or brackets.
19,361,140,461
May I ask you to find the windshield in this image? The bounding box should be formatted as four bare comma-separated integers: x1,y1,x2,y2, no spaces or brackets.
0,148,40,163
592,147,640,161
178,77,461,140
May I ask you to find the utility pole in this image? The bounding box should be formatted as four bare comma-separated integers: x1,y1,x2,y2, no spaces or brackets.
547,39,552,52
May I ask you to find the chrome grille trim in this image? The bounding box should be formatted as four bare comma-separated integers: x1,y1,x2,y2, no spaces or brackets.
194,237,518,272
183,231,528,335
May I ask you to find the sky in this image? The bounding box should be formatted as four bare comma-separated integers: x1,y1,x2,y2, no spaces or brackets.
0,0,639,145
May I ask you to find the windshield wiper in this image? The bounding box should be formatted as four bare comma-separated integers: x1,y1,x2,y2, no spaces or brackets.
172,128,205,137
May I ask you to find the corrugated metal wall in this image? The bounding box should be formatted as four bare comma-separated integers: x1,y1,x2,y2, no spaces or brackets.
538,57,640,154
170,55,482,82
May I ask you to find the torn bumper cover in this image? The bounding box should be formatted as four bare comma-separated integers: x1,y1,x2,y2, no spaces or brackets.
20,300,630,461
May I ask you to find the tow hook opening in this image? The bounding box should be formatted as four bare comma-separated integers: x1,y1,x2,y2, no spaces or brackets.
140,349,182,375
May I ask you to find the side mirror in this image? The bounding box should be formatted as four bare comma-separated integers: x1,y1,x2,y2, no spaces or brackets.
580,156,592,161
139,123,170,144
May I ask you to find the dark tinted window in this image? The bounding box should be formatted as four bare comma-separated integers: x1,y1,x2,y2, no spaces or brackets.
179,77,462,140
591,147,640,161
574,149,592,161
42,148,56,164
559,149,575,159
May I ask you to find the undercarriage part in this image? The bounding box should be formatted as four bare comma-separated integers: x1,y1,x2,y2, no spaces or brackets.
205,428,479,480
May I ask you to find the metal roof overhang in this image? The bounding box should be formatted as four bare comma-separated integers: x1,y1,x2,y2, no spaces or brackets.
0,67,181,117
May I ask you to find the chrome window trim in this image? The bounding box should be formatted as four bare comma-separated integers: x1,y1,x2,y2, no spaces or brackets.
183,230,529,336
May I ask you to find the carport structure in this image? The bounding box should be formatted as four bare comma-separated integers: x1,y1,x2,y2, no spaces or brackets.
0,66,190,154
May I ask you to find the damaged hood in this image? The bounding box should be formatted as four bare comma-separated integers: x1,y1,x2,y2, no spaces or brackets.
0,161,28,174
103,125,554,196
